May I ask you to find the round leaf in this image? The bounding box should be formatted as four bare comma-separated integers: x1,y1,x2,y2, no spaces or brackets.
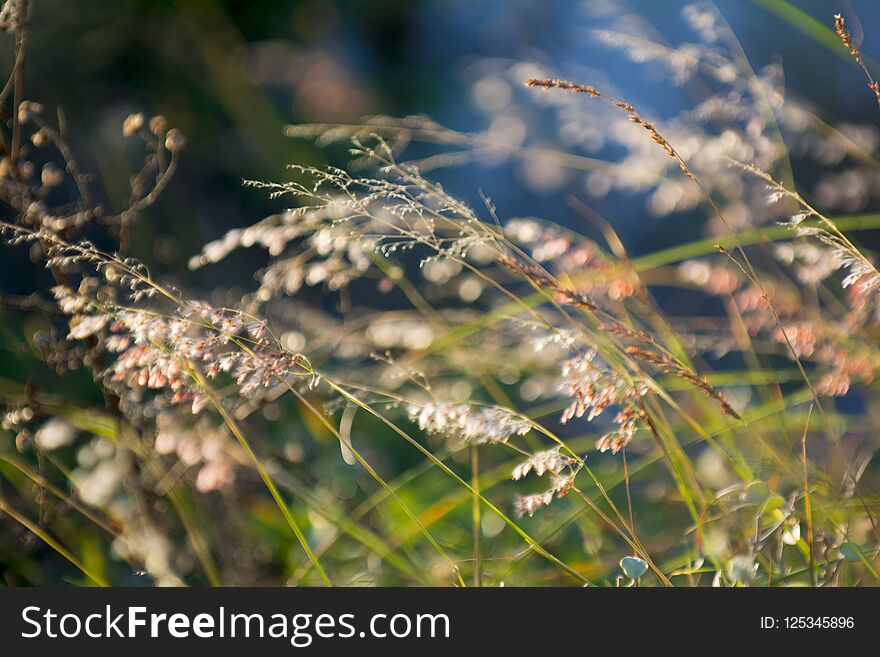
620,556,649,579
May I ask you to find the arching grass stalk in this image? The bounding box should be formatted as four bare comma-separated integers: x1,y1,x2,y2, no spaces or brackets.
312,373,592,585
0,496,109,587
190,369,331,587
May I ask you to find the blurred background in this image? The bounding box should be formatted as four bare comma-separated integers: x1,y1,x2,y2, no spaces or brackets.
3,0,880,586
4,0,880,294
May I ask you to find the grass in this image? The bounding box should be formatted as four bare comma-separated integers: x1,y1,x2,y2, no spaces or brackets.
1,1,880,588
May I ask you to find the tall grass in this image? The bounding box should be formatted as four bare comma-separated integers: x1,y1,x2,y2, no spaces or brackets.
1,1,879,587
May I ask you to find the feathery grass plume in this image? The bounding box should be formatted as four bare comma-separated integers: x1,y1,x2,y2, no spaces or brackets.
558,349,647,454
624,346,740,419
525,78,696,180
511,448,577,480
730,158,880,300
513,491,554,517
834,13,880,108
407,402,532,445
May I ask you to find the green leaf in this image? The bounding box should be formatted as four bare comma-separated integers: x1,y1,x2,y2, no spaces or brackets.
620,556,649,579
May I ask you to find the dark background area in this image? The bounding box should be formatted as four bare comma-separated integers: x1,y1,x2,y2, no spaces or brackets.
3,0,879,297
